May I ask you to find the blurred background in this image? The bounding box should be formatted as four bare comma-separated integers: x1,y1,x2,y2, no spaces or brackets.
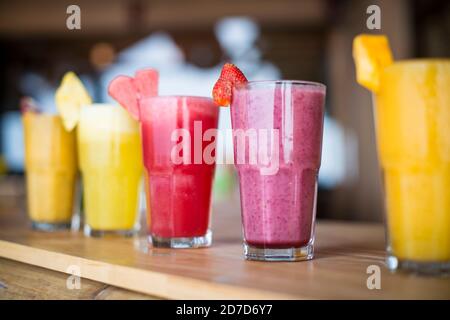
0,0,449,222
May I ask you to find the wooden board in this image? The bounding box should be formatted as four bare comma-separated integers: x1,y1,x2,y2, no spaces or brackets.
0,180,449,299
0,258,155,300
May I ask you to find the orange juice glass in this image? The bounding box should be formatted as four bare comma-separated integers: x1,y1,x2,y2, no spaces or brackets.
23,112,78,231
374,59,450,274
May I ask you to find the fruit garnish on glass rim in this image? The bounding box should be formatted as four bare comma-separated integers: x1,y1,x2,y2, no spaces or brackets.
55,71,92,131
20,97,40,114
212,63,248,106
108,68,159,121
353,34,393,93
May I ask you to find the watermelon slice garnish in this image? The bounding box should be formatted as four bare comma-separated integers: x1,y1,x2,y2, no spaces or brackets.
108,68,159,120
135,69,159,99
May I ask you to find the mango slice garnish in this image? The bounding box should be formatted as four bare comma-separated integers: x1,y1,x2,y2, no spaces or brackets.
55,72,92,131
353,34,393,92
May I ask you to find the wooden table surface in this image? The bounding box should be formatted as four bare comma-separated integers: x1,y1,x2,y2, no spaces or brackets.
0,258,154,300
0,177,449,300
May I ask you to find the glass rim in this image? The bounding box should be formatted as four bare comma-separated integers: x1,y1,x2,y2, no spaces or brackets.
22,111,60,119
390,58,449,65
234,80,326,90
385,58,450,71
140,95,215,103
80,103,117,109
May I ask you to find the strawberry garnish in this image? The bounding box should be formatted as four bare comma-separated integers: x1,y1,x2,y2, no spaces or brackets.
212,63,248,106
20,97,40,114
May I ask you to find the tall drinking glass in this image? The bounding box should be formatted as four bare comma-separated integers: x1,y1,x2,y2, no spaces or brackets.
23,112,78,231
78,104,143,236
373,60,450,274
231,81,326,261
140,96,219,248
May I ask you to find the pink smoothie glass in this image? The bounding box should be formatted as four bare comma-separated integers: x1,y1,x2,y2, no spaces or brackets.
231,80,326,261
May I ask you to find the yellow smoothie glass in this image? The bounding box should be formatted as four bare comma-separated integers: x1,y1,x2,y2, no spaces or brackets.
354,35,449,274
376,59,450,273
78,104,143,236
23,112,78,230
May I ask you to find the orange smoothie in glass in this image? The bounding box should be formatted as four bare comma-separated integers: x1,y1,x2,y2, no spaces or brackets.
375,60,450,265
354,35,450,274
23,112,78,230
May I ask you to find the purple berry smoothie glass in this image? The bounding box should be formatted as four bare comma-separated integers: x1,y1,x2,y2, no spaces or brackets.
231,80,325,261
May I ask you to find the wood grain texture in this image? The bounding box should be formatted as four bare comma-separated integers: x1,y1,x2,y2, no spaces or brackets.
0,258,155,300
0,178,449,300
